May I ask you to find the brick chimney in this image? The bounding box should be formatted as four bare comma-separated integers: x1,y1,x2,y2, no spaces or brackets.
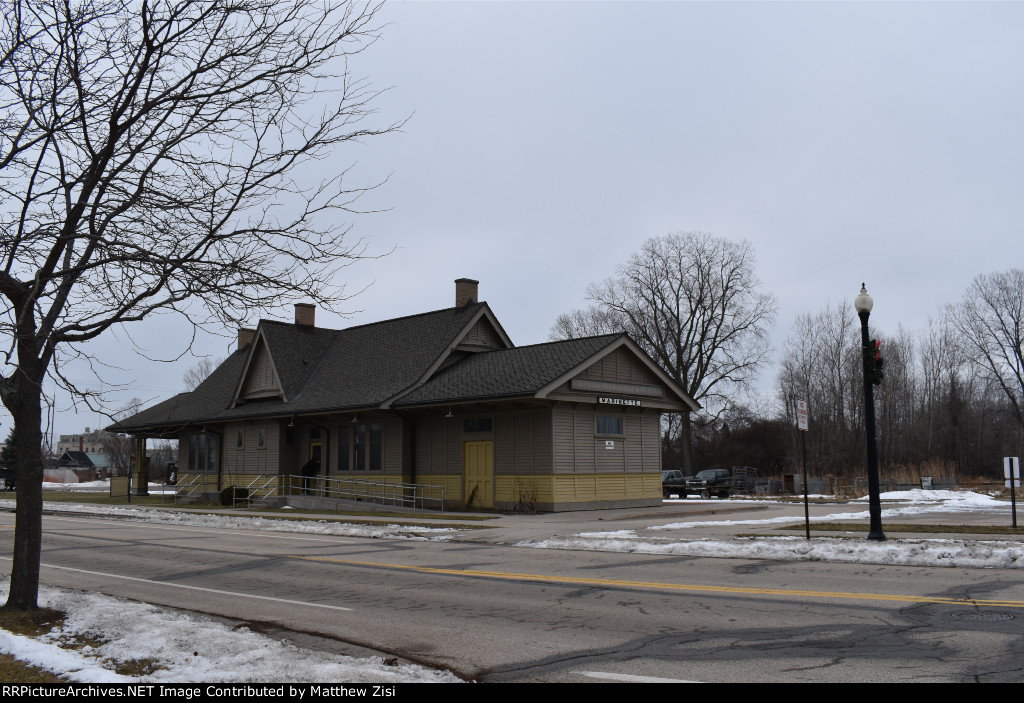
455,278,479,307
237,328,256,350
294,303,315,327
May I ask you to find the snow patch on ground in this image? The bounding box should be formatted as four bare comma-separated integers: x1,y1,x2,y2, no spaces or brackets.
0,499,459,541
0,585,461,683
520,534,1024,569
523,490,1023,569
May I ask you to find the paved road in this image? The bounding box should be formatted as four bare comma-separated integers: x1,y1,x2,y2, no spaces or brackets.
3,507,1024,682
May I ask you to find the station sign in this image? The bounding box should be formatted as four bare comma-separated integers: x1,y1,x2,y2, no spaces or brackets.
598,397,641,407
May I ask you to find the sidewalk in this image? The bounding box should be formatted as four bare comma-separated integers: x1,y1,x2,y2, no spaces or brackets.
29,491,1024,545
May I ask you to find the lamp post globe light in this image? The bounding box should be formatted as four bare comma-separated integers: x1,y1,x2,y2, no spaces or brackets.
855,283,886,541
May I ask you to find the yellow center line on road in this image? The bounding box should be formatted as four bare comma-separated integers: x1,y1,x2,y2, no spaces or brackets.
295,555,1024,609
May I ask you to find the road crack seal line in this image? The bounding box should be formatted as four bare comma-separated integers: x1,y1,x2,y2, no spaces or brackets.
478,632,681,681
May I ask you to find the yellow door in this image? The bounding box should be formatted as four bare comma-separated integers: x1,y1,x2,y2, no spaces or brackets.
463,441,494,508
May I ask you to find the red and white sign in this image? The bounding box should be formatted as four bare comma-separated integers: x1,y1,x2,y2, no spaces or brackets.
797,399,809,431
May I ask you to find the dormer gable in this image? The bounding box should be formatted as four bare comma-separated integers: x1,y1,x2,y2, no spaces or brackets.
453,311,510,352
381,303,513,408
230,327,286,406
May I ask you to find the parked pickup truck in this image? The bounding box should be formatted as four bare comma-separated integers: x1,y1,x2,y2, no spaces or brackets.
661,469,691,498
685,468,734,499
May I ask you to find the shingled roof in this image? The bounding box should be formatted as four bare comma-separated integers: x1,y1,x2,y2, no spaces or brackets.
112,302,496,432
392,334,622,406
112,300,696,435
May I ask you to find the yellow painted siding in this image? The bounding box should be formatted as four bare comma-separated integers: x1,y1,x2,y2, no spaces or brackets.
495,473,660,504
419,474,461,501
495,475,552,504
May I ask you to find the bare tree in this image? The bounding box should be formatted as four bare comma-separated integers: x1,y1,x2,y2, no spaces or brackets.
183,358,223,391
99,398,142,476
99,432,133,476
947,269,1024,432
557,232,777,472
775,288,1021,481
0,0,399,610
918,316,962,457
548,305,625,341
875,325,917,467
147,438,178,483
776,302,862,477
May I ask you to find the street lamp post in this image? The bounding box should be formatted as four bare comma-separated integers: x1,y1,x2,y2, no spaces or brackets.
854,283,885,541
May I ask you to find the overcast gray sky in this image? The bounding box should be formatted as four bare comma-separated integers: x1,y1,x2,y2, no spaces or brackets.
23,0,1024,442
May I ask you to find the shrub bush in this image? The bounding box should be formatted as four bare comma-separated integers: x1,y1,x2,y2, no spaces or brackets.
219,486,248,506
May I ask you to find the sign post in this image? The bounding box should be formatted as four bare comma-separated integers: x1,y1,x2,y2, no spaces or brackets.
797,400,810,540
1005,457,1020,529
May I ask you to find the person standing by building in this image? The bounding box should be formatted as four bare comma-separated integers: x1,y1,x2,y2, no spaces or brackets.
301,457,320,495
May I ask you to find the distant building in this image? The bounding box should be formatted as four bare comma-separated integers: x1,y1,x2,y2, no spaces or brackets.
58,450,94,468
56,427,116,455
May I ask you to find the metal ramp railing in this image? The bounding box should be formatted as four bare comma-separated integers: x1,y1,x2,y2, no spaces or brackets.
167,473,445,511
282,474,445,511
233,474,281,507
172,473,218,503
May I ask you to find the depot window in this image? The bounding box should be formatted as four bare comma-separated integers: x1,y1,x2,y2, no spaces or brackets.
338,424,382,471
595,416,624,436
186,431,220,473
463,418,493,433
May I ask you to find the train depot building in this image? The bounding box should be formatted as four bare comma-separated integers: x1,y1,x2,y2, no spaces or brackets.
113,280,699,511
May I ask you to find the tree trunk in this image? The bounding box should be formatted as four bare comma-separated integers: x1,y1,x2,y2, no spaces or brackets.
679,410,693,474
3,377,44,611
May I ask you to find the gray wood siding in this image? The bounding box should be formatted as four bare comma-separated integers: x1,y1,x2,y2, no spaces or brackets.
579,347,658,385
413,416,455,476
460,318,502,347
492,409,550,475
415,409,552,476
642,411,661,471
221,422,279,474
625,414,643,468
543,346,688,412
552,404,661,475
242,342,279,397
384,417,402,473
595,438,625,471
